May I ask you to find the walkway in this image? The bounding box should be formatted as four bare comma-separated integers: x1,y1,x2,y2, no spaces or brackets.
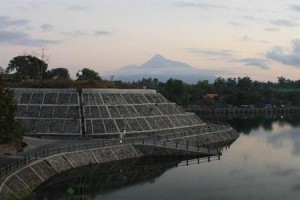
0,125,233,181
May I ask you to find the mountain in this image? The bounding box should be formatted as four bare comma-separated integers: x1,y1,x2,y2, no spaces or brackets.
103,54,221,83
141,54,194,69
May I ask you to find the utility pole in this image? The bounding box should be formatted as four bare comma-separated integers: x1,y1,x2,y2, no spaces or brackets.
40,48,45,80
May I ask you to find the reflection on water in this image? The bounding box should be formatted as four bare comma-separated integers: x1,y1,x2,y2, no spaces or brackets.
199,114,300,134
34,114,300,200
34,156,222,200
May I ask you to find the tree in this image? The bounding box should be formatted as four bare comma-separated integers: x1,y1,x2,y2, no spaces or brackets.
277,77,286,88
6,55,48,80
47,68,70,79
237,77,253,91
214,77,226,90
0,81,24,144
76,68,101,81
159,78,188,106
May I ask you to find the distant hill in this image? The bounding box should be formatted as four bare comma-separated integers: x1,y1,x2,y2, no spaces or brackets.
103,54,221,83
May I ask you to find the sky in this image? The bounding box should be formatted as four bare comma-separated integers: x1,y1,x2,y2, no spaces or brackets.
0,0,299,82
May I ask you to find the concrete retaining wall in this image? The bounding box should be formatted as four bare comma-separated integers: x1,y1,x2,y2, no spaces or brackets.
165,129,239,148
0,144,140,199
134,145,202,157
0,130,239,199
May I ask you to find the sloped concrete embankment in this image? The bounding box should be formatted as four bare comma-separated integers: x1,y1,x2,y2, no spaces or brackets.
0,129,238,199
0,144,140,199
161,128,239,150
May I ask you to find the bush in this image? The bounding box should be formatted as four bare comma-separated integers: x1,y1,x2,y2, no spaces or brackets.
0,82,24,144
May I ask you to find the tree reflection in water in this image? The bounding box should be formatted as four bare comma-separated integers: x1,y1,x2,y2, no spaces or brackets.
198,114,300,134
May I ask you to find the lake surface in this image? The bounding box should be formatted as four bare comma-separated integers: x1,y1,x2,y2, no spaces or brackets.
34,115,300,200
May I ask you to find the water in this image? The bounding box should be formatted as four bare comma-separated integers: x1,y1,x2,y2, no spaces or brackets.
34,115,300,200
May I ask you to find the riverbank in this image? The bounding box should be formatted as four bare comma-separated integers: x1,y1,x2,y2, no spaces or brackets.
185,106,300,115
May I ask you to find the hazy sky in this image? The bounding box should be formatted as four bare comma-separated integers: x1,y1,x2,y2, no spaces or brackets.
0,0,299,81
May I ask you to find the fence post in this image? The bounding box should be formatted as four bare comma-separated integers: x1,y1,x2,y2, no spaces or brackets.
35,152,38,160
186,141,188,150
164,141,166,146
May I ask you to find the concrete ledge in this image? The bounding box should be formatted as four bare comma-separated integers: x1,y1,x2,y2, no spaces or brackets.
82,88,157,94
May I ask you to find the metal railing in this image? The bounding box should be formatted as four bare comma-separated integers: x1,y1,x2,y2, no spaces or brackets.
0,125,231,181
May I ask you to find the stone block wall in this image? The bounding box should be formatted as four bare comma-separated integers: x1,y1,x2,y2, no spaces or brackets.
0,144,142,198
165,129,239,148
92,148,117,163
47,155,73,173
64,151,97,168
134,144,201,157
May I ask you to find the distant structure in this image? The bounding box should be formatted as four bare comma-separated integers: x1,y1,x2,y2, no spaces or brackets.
13,88,206,137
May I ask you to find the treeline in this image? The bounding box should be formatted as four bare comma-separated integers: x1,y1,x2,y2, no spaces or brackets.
2,55,300,107
148,77,300,107
1,55,137,89
1,55,102,81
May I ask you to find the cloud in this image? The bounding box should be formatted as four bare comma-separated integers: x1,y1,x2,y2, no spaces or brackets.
61,30,112,37
230,58,269,69
290,4,300,12
265,27,279,32
41,24,54,31
187,48,235,59
241,35,252,42
173,2,226,9
270,19,297,27
0,30,60,46
0,15,29,28
241,35,269,44
61,31,87,37
94,31,112,36
0,16,59,46
68,5,91,11
242,15,256,20
229,21,243,26
266,39,300,68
